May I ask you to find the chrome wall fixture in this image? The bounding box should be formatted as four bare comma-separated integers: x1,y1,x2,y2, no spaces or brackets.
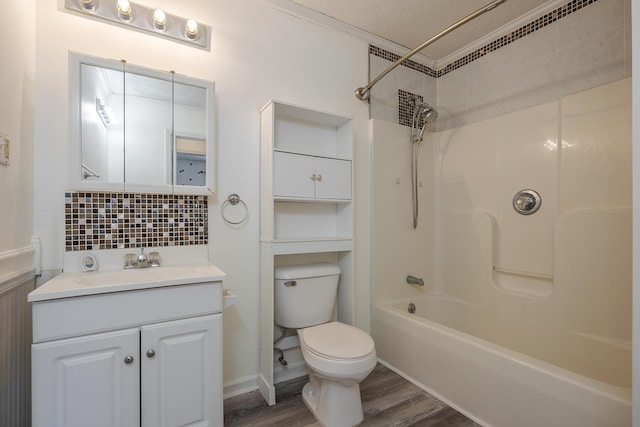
64,0,211,50
512,189,542,215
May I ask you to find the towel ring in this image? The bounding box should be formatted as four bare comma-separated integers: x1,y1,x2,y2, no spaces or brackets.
221,193,248,225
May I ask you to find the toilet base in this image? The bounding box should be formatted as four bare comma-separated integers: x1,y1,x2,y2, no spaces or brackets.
301,376,364,427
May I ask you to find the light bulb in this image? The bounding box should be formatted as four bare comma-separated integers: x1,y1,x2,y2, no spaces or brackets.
153,9,166,30
185,19,198,39
117,0,131,20
80,0,94,11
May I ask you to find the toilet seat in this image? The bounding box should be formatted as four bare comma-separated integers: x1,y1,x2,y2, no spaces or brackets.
300,322,374,361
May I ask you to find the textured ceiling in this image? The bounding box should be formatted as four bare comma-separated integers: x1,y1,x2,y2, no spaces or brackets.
288,0,552,61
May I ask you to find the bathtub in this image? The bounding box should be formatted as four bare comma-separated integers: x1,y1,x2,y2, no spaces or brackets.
373,297,632,427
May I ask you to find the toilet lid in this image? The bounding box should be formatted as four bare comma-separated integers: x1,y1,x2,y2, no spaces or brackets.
301,322,374,360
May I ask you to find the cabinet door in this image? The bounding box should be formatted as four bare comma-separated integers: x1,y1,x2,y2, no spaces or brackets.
273,151,315,198
314,157,352,200
32,328,140,427
141,314,223,427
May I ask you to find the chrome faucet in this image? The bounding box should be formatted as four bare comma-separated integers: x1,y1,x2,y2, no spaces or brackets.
124,248,160,269
407,275,424,286
137,248,149,268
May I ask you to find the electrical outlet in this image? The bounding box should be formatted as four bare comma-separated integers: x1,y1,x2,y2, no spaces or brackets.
0,131,9,166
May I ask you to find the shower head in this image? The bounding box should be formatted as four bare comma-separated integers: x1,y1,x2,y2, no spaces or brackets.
411,100,438,142
411,100,438,124
420,105,438,124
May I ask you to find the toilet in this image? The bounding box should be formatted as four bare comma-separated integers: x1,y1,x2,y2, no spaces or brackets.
274,264,376,427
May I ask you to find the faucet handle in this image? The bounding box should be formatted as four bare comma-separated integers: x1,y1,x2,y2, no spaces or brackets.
148,251,160,267
124,253,137,269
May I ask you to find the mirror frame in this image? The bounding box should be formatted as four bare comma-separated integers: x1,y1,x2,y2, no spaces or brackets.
69,52,215,195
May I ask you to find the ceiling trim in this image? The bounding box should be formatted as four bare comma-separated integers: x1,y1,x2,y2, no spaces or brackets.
256,0,437,68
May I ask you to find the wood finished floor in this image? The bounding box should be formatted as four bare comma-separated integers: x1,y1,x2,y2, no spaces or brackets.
224,364,480,426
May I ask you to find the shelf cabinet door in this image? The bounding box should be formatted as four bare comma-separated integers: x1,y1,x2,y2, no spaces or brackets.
273,152,316,198
32,328,140,427
315,157,351,200
141,314,223,427
273,152,351,200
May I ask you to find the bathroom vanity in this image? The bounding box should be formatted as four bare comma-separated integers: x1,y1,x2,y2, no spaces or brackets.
28,262,225,427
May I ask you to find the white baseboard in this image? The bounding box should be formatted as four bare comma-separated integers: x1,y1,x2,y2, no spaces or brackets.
224,362,308,403
223,374,259,399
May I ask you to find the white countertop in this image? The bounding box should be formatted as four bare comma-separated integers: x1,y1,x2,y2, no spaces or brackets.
28,262,226,302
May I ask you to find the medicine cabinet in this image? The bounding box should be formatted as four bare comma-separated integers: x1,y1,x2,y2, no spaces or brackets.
69,52,215,194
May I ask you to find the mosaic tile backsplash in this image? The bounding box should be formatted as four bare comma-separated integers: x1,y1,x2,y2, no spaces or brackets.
65,191,208,251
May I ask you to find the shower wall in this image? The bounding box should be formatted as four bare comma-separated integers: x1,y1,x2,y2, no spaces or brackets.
371,77,632,386
370,118,435,304
368,0,632,131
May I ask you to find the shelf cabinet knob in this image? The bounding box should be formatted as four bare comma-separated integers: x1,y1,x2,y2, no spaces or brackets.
310,174,316,181
146,349,156,358
316,174,322,182
124,355,134,364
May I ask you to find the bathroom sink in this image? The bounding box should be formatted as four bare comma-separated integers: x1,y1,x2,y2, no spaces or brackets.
28,262,226,302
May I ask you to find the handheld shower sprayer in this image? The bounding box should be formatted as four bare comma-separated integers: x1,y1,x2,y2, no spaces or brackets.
409,98,438,228
411,100,438,143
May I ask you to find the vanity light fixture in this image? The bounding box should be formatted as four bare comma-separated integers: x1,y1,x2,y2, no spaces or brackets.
185,19,198,39
153,9,166,31
64,0,210,50
116,0,132,20
79,0,94,11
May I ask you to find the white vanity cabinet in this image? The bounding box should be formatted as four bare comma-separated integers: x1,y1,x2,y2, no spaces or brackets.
29,263,225,427
33,328,140,426
259,101,355,406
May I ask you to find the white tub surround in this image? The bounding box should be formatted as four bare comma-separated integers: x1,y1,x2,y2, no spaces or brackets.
374,300,631,427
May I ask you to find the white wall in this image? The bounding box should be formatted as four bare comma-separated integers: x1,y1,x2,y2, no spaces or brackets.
0,1,35,424
0,0,35,255
631,0,639,423
33,0,371,392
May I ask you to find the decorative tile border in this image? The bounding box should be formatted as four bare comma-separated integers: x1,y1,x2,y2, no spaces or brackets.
398,90,424,127
370,0,599,78
369,45,437,77
65,191,208,251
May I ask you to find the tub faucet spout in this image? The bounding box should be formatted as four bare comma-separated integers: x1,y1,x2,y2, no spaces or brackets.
407,275,424,286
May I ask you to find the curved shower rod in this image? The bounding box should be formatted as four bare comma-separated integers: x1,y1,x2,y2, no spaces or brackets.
355,0,507,101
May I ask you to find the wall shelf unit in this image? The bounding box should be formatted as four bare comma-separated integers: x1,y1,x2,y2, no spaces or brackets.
259,100,354,405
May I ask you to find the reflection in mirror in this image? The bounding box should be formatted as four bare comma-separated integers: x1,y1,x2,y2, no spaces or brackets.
173,81,207,187
81,63,124,184
176,137,206,186
123,71,173,186
72,52,215,194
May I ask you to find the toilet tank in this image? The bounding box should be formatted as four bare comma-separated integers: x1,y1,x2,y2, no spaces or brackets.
274,263,341,329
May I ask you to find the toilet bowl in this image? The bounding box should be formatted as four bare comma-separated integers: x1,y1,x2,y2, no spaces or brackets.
298,322,376,427
274,264,376,426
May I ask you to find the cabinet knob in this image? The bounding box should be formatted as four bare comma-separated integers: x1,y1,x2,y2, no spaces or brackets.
310,174,317,181
316,174,322,182
146,349,156,358
124,356,134,364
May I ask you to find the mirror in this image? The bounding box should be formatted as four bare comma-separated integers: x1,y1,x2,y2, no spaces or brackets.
70,53,215,194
